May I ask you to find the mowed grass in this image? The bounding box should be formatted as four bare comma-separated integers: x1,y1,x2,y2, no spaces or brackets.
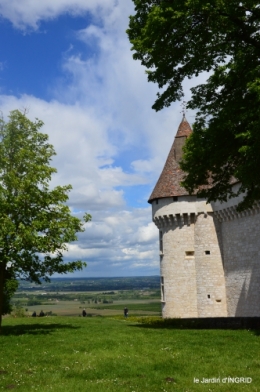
0,316,260,392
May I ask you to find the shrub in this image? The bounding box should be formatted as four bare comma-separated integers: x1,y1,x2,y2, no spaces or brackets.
12,306,26,318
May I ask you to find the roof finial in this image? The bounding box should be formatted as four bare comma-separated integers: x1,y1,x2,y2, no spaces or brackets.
180,101,187,120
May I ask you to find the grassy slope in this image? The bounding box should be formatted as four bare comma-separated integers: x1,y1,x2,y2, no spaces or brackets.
0,316,259,392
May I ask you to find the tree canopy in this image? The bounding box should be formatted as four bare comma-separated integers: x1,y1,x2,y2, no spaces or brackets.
0,110,91,327
127,1,260,209
3,268,18,315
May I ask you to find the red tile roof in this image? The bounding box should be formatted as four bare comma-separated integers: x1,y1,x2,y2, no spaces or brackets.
175,116,192,138
148,117,192,203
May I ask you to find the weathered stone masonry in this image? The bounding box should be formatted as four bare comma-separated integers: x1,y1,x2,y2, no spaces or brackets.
149,117,260,318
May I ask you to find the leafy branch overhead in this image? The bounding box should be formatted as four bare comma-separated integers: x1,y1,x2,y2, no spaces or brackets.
0,110,91,326
127,1,260,209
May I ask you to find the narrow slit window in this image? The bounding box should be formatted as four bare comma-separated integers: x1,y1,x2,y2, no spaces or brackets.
207,294,210,299
159,231,163,253
161,276,165,302
161,285,165,302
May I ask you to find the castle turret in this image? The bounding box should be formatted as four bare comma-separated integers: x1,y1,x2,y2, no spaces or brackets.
148,115,191,203
149,116,227,318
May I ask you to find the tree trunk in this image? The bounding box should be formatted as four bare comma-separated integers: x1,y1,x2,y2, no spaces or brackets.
0,262,5,333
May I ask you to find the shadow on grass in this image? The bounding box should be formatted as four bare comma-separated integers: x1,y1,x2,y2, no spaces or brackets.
1,323,80,336
124,317,260,332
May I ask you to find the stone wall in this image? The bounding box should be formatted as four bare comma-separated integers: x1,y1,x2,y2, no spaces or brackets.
152,197,227,318
160,218,198,318
194,213,227,317
221,213,260,316
152,190,260,319
212,187,260,317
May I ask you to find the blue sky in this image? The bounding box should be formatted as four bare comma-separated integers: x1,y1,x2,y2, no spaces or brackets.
0,0,199,277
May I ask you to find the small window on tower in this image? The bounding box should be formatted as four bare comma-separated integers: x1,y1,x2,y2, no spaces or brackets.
207,294,210,299
205,250,210,255
173,196,178,202
159,231,163,253
185,251,194,257
161,276,165,302
161,285,165,302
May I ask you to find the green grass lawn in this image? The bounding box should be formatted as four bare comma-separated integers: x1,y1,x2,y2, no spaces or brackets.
0,316,259,391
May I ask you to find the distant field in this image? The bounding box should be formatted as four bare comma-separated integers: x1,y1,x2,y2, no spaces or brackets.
17,276,160,292
12,287,161,317
1,316,259,391
93,302,161,312
24,299,161,317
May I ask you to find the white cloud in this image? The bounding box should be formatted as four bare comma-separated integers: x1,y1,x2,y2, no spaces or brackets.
0,1,196,276
131,158,163,175
135,222,158,244
0,0,119,30
0,82,160,276
66,208,159,276
0,94,148,213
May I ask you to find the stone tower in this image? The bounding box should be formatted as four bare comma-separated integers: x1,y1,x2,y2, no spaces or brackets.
148,116,228,318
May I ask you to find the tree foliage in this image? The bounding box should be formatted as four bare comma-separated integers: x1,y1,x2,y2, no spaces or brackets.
0,110,91,325
2,268,18,314
127,1,260,209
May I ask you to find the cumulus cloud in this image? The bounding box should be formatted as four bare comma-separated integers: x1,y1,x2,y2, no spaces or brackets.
0,0,119,30
0,88,160,276
134,222,158,244
0,1,189,276
0,94,148,211
66,208,159,276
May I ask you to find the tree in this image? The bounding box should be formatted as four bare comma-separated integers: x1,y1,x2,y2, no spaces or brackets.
0,110,91,330
3,268,18,315
127,1,260,209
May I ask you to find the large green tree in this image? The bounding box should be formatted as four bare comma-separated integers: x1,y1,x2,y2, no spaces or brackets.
127,0,260,209
0,110,91,329
3,268,18,315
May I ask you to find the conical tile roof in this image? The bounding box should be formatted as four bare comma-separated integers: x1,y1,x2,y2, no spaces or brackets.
176,115,192,137
148,116,192,203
